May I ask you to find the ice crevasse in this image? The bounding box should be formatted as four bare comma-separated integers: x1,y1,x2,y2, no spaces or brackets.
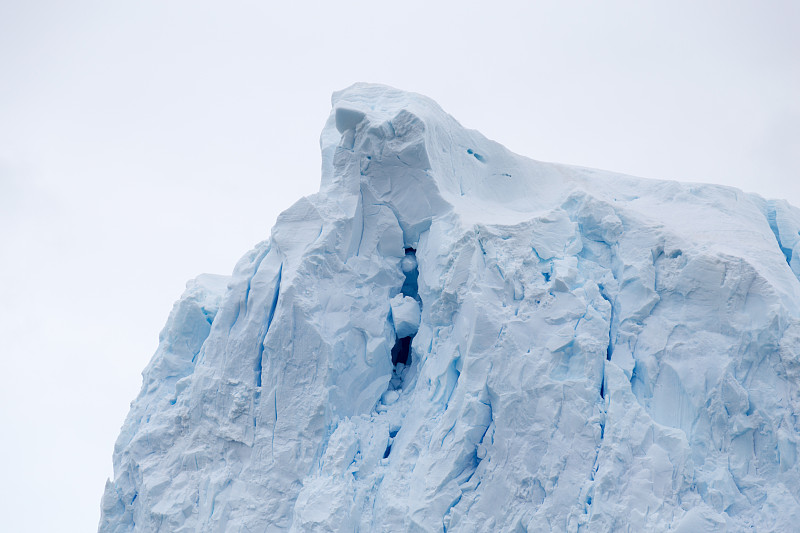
100,84,800,532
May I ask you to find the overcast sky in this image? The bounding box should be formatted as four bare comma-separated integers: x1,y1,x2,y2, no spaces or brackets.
1,2,798,531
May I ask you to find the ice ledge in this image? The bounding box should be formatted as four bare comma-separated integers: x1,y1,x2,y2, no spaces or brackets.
331,83,446,130
318,83,574,247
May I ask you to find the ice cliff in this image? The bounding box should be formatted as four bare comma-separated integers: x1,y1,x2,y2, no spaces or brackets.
100,84,800,532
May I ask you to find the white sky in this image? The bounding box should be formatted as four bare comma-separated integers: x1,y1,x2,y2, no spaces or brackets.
1,2,798,531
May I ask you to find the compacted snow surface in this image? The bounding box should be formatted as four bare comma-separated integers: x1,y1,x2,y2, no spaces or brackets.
100,84,800,532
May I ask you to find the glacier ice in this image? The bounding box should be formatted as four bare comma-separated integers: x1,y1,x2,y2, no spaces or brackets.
390,294,420,340
100,84,800,532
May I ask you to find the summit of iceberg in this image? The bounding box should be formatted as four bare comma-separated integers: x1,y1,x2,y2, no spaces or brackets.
100,83,800,532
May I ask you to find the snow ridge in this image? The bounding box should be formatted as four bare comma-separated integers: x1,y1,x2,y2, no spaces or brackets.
100,84,800,532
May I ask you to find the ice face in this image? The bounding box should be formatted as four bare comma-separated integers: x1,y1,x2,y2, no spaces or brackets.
100,84,800,532
389,294,420,339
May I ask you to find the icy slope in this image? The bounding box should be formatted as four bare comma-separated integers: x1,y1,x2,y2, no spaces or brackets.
100,84,800,532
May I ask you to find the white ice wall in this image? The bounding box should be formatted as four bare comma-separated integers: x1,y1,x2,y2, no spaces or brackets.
100,84,800,532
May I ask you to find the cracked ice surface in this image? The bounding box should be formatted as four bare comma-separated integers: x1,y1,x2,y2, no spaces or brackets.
100,84,800,532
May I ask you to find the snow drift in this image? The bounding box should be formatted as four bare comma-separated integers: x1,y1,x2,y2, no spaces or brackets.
100,84,800,532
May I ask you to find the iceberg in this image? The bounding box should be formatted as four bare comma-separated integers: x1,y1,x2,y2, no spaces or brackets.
99,84,800,532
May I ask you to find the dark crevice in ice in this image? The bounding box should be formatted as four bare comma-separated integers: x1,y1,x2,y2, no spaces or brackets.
391,336,412,366
381,428,399,462
400,247,421,303
390,248,420,390
598,285,614,362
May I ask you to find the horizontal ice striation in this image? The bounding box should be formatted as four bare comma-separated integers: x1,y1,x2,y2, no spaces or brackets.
101,84,800,532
